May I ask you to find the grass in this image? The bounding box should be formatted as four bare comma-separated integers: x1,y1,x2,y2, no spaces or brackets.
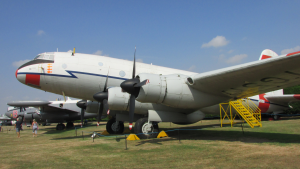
1,117,300,169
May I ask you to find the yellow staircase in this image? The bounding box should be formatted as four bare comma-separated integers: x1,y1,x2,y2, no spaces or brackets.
220,98,262,128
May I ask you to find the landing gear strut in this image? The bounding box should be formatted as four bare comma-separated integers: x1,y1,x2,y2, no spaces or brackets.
56,123,65,130
106,118,124,134
134,118,159,139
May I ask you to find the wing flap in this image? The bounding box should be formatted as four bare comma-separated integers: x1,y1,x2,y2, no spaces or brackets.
190,52,300,100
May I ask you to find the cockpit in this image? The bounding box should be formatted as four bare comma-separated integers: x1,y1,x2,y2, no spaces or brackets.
34,52,55,61
17,52,55,70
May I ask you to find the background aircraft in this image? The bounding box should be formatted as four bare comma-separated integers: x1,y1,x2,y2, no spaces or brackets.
15,48,300,138
6,98,100,130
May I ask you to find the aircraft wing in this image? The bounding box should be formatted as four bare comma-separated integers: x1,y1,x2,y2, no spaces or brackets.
0,116,11,121
265,94,300,104
190,52,300,100
7,101,51,107
7,101,79,115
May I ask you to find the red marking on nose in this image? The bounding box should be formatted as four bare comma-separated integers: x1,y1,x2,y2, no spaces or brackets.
25,74,40,86
15,69,18,78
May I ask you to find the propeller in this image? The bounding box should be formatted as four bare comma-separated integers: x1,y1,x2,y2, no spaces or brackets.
76,100,87,127
120,47,147,130
93,72,109,124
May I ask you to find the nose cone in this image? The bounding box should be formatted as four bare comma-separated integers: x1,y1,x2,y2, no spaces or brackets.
15,68,26,84
5,111,12,118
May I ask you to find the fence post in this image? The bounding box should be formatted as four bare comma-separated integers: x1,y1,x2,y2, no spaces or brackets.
125,135,127,150
178,129,180,143
241,123,244,134
82,131,84,140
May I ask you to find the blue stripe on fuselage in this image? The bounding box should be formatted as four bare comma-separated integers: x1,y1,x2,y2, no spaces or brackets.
17,70,129,81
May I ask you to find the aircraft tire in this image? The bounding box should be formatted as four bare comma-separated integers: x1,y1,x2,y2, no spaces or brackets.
134,118,159,139
56,123,65,130
56,124,63,130
273,115,281,120
106,118,124,134
66,122,74,128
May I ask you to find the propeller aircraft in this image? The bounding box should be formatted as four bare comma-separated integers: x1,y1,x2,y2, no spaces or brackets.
14,48,300,138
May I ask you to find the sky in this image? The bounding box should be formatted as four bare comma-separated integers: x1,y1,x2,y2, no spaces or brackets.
1,0,300,115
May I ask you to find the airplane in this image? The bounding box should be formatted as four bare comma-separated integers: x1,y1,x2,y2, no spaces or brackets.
14,48,300,138
0,114,16,126
5,98,100,130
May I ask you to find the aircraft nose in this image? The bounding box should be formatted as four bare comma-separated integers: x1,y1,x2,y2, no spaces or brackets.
5,111,12,118
15,68,26,84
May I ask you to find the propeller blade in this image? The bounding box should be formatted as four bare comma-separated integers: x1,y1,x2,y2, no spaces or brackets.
103,99,109,114
134,79,148,87
132,46,136,79
103,70,109,92
81,108,84,128
98,103,103,123
128,94,135,130
76,100,87,128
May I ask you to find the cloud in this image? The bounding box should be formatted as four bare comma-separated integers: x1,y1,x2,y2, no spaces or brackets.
228,50,234,54
37,30,45,36
201,36,229,48
93,50,103,55
12,59,31,67
226,54,247,64
218,54,226,61
281,46,300,55
188,65,196,72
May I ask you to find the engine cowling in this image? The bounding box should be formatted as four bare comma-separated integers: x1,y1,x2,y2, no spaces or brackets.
136,73,225,109
107,87,149,114
136,73,196,108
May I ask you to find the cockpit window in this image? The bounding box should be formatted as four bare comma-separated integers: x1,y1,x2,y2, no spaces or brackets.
34,53,54,61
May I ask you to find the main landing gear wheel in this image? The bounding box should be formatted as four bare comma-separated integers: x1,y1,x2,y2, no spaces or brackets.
66,122,74,128
273,115,281,120
134,118,159,139
56,123,65,130
106,118,124,134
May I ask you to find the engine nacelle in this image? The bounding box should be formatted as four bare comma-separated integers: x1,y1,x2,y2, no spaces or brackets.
136,73,201,109
107,87,149,114
108,87,130,111
85,101,100,114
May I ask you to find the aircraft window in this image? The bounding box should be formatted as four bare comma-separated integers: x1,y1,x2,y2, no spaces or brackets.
62,63,67,69
98,62,103,66
34,53,54,61
119,70,126,77
34,55,40,60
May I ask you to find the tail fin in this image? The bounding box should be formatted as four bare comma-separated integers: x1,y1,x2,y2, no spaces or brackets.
259,49,278,60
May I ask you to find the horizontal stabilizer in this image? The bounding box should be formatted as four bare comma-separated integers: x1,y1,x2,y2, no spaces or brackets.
265,94,300,104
